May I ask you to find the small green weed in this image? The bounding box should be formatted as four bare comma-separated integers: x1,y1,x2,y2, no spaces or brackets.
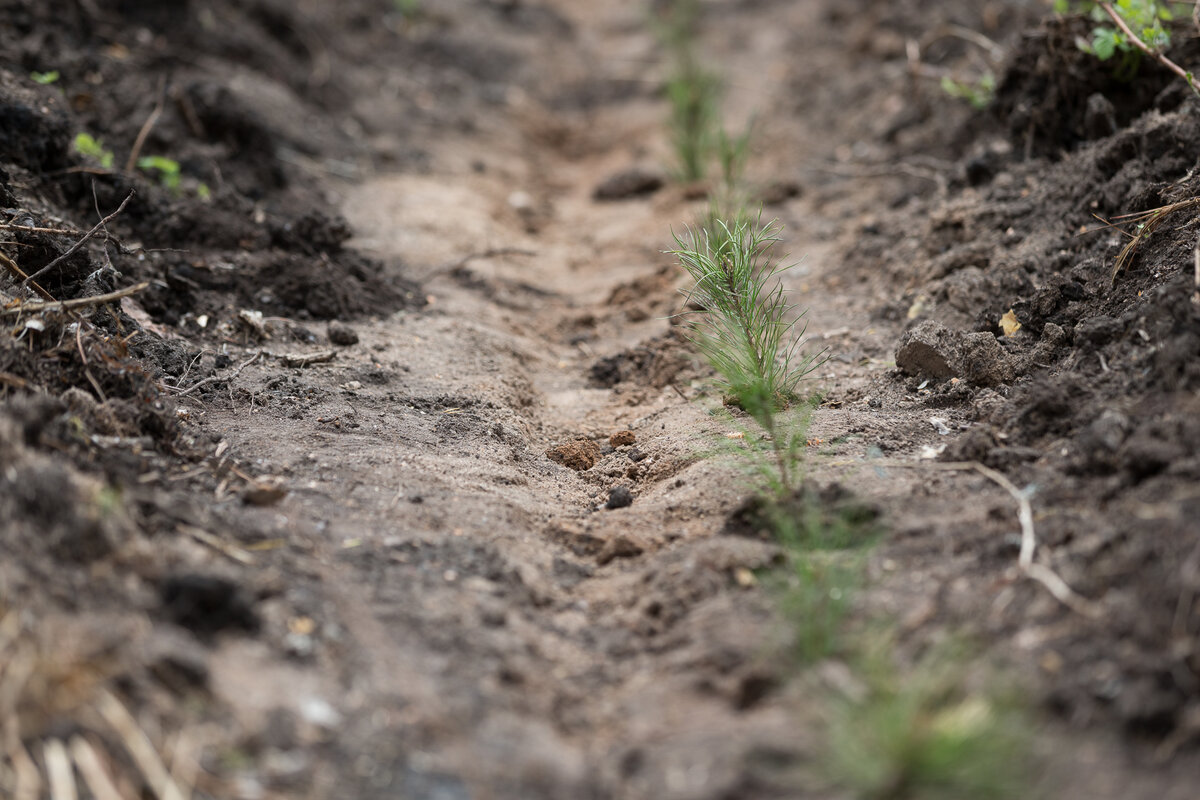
73,133,114,169
30,70,60,85
939,72,996,110
828,639,1034,800
1058,1,1195,87
137,155,182,193
779,553,863,662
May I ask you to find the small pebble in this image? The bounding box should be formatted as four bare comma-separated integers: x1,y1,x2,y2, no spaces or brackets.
606,486,633,510
327,321,359,346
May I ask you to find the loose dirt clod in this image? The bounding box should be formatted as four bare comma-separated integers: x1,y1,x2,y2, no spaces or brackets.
609,430,636,447
327,321,359,346
895,320,1015,386
592,167,665,201
546,438,601,471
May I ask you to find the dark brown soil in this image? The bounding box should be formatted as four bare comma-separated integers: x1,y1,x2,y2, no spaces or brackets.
2,1,1199,798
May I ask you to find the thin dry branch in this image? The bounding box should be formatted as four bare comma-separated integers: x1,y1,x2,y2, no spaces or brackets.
0,222,124,253
1105,197,1200,284
22,191,135,286
95,690,186,800
920,23,1004,61
43,739,78,800
279,349,335,368
170,351,261,397
891,460,1103,618
179,524,255,565
69,736,125,800
1099,2,1198,93
77,323,107,402
0,251,56,301
126,81,167,173
0,282,149,318
0,223,92,236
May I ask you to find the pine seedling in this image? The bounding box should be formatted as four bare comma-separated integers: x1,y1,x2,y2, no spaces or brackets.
656,0,722,182
671,215,823,496
666,58,721,182
716,121,754,190
828,637,1034,800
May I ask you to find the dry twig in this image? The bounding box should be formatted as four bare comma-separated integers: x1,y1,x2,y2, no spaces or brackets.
0,222,95,237
0,251,56,301
179,524,255,565
77,323,107,402
1089,196,1200,285
920,23,1004,61
126,80,167,173
95,690,187,800
279,349,335,368
0,282,149,318
891,460,1103,618
43,739,78,800
22,191,135,286
68,736,125,800
170,351,261,397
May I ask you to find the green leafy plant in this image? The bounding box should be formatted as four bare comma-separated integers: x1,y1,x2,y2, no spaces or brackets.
137,155,182,193
939,72,996,110
73,133,114,169
1058,0,1194,86
672,215,823,496
30,70,60,85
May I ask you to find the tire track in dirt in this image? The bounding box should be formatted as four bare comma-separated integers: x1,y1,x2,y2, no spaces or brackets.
198,6,838,796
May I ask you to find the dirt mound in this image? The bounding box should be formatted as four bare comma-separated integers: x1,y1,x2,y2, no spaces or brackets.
991,16,1200,157
845,23,1200,741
